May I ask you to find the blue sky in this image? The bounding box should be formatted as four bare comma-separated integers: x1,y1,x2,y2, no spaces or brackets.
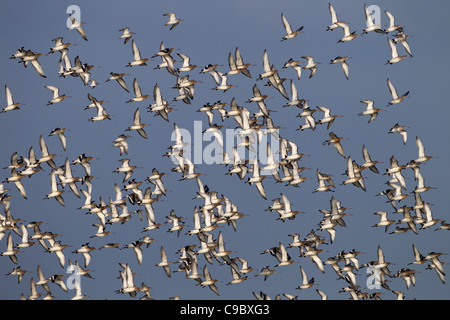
0,0,449,300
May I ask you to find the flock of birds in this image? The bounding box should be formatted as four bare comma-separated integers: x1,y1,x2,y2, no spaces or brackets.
0,3,447,300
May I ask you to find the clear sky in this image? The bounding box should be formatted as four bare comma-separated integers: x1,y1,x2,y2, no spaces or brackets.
0,0,449,300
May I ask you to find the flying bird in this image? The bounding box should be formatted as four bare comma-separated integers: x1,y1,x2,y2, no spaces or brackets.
280,13,304,41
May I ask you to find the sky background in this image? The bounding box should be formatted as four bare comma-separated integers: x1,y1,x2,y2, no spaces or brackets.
0,0,449,300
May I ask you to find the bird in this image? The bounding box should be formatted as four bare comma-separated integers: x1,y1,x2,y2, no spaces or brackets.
274,242,295,267
125,108,148,139
316,289,328,300
67,14,88,41
313,169,335,193
246,158,267,200
413,171,436,194
389,123,408,145
62,157,81,198
89,98,111,122
233,47,254,78
258,49,279,81
44,86,69,105
199,265,220,296
362,4,383,34
126,78,151,103
280,13,304,41
342,156,365,190
393,30,413,57
177,53,198,73
106,72,129,92
284,80,303,108
323,132,346,158
255,266,279,281
125,240,144,265
27,278,43,300
113,159,141,183
6,266,29,284
330,56,350,79
119,27,135,44
212,71,235,92
166,209,187,237
283,58,302,79
49,37,73,55
214,231,234,259
384,11,403,34
226,265,248,285
296,266,315,290
246,84,270,118
361,145,382,173
3,168,27,200
126,40,149,67
421,203,441,229
2,85,24,113
156,246,172,278
316,106,341,129
20,50,46,78
326,3,343,31
163,13,182,30
426,263,446,284
302,56,320,78
73,243,96,268
373,211,396,233
1,233,20,264
277,193,302,221
414,136,436,163
336,21,359,42
16,224,36,249
49,128,68,151
35,265,51,294
359,100,383,123
387,78,409,106
386,37,407,64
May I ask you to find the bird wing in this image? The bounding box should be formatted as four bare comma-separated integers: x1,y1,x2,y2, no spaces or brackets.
133,78,143,97
364,4,375,26
153,84,163,105
377,246,385,264
235,47,245,67
388,38,399,59
117,78,129,92
5,86,14,106
362,145,372,162
387,79,399,100
30,59,46,78
131,40,142,61
178,53,190,67
160,246,168,263
255,182,267,200
15,180,27,199
228,52,237,71
329,3,338,23
341,61,349,79
385,11,396,28
337,22,351,37
300,266,308,285
45,86,59,99
262,50,271,72
416,137,425,158
133,108,141,126
281,13,293,35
